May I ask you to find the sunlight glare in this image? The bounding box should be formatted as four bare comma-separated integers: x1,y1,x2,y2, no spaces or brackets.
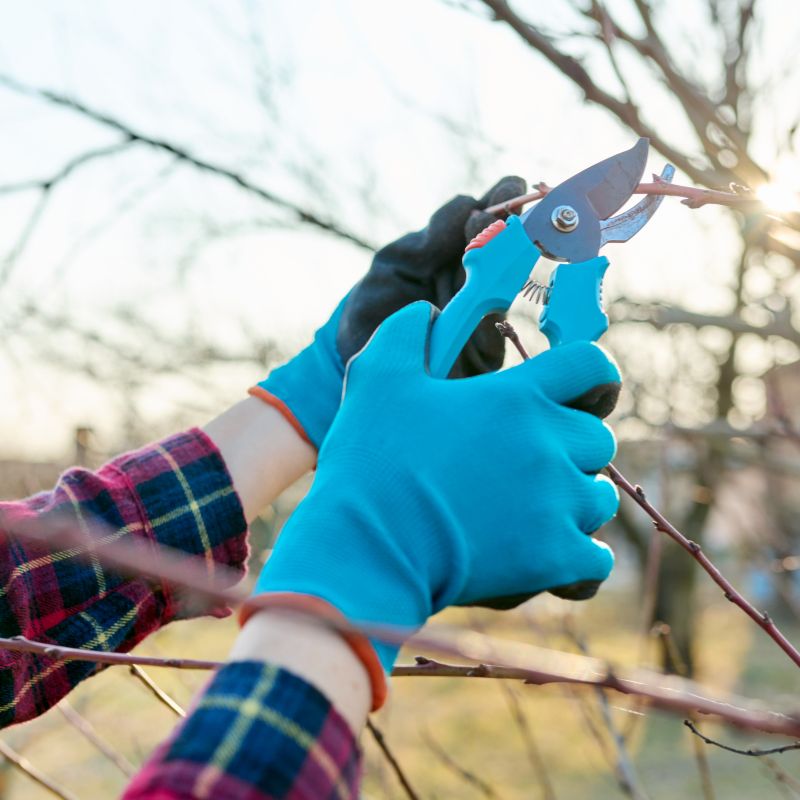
757,160,800,211
757,181,800,212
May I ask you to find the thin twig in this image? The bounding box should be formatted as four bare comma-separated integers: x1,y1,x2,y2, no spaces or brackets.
365,720,421,800
128,666,186,718
0,141,135,289
684,720,800,757
605,464,800,671
58,701,136,777
499,682,557,800
760,756,800,796
652,624,716,799
0,635,221,670
496,320,531,359
566,627,649,800
420,727,501,798
0,739,79,800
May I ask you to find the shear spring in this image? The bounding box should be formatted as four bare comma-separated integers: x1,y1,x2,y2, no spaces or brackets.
521,279,551,304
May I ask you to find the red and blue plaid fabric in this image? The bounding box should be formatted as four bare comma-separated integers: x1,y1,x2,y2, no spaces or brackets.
123,660,361,800
0,428,248,728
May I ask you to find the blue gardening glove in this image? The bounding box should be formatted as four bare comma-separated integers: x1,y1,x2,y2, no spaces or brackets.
253,302,619,680
249,177,526,448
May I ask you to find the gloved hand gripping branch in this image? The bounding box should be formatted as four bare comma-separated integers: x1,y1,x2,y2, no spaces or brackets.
244,302,620,709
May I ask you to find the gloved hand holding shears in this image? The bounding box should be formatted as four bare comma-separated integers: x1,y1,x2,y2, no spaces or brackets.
247,139,673,709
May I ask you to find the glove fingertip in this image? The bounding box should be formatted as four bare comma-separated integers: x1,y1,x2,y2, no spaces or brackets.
548,538,613,601
520,341,621,408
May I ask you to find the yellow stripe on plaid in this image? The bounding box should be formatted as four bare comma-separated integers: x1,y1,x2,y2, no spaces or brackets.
147,486,235,531
0,485,233,601
62,481,107,598
0,522,143,600
0,597,148,714
153,445,215,577
193,667,351,800
77,612,113,652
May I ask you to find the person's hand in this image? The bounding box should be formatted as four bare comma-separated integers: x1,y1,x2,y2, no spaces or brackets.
249,177,526,448
247,302,620,707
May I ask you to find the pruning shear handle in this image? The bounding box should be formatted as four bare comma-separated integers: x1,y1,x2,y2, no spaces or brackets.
428,216,539,378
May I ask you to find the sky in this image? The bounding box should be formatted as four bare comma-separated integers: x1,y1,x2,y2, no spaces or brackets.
0,0,797,460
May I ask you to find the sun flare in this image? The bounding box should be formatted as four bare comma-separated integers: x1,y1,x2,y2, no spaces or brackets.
757,159,800,212
757,181,800,212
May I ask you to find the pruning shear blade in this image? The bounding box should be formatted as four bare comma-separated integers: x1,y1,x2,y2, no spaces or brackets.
521,137,668,263
599,164,676,248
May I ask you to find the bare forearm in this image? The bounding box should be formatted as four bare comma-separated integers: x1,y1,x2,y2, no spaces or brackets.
204,397,316,523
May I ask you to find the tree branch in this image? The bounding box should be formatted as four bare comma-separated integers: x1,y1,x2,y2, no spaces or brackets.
483,178,765,217
0,739,78,800
129,665,186,718
478,0,719,186
0,75,375,251
4,473,800,738
58,701,136,778
419,727,500,798
0,635,221,670
396,657,800,737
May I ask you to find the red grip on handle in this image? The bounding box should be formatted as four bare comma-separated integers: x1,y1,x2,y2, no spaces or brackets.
465,219,507,252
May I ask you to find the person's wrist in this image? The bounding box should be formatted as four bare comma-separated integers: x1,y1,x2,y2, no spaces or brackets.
238,593,391,711
231,606,371,733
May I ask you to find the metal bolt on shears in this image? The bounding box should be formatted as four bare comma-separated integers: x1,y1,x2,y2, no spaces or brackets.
427,138,675,377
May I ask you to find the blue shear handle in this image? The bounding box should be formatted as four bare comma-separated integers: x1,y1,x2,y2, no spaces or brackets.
428,215,541,378
539,257,610,347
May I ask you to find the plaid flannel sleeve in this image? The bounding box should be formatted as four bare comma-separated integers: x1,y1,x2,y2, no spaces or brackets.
122,661,362,800
0,428,248,728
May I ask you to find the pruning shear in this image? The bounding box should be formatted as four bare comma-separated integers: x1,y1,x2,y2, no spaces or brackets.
428,138,675,377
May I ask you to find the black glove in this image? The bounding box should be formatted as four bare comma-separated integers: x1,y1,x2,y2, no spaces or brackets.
337,176,528,377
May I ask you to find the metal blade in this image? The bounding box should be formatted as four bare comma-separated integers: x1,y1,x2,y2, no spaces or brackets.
599,164,675,247
586,137,649,219
521,138,651,263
